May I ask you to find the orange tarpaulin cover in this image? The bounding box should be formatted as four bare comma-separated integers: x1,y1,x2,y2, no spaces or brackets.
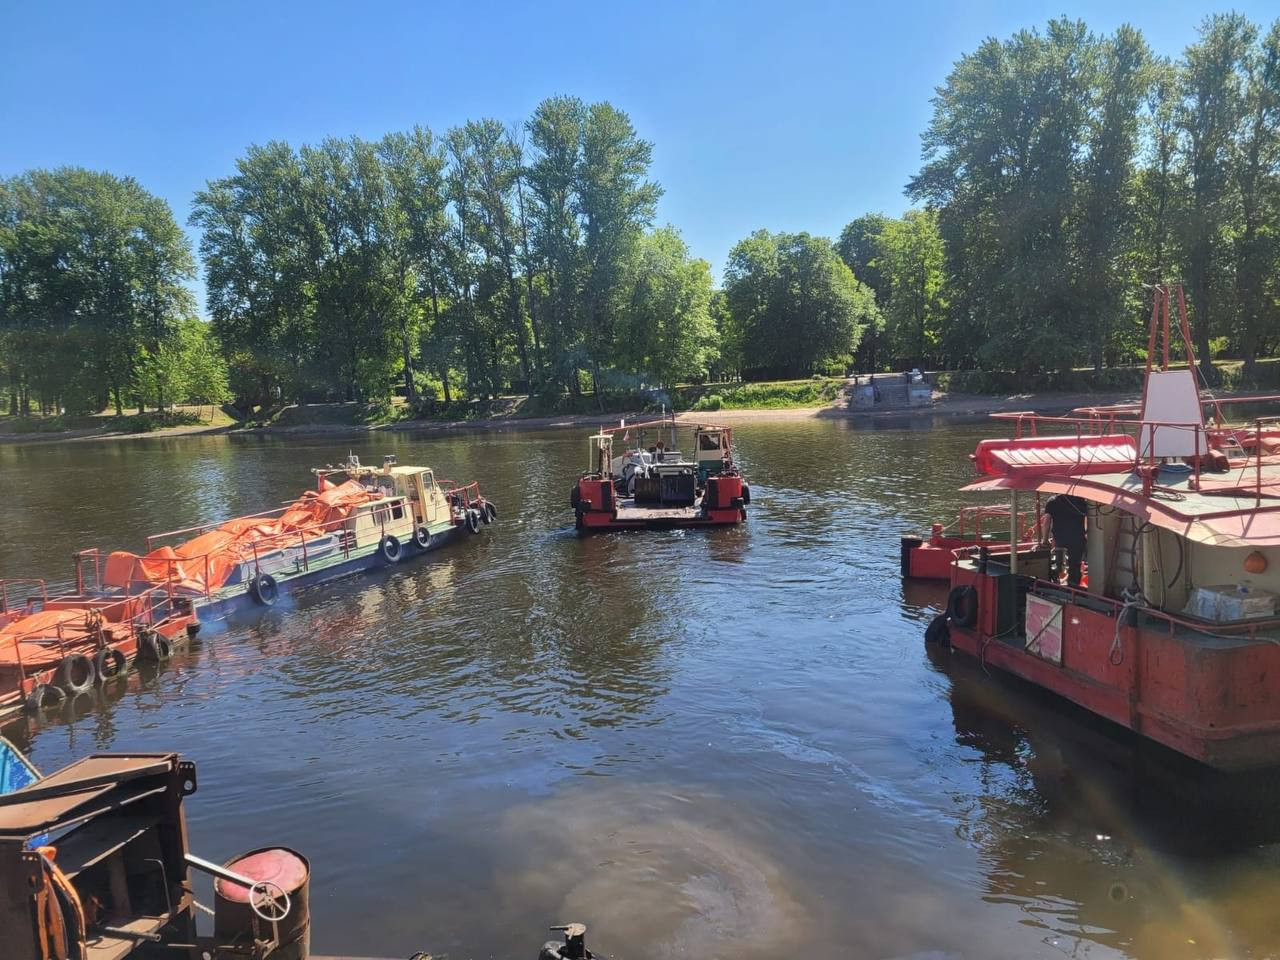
104,480,383,595
0,610,93,668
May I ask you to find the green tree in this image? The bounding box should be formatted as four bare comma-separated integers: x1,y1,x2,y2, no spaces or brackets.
1178,14,1253,379
1,167,194,415
191,142,311,408
877,210,946,368
836,213,890,370
1075,25,1151,370
910,18,1102,372
616,227,715,386
723,230,875,378
1232,21,1280,373
525,96,586,393
577,102,662,402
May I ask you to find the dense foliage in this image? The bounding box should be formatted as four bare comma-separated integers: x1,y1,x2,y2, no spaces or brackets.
721,230,877,379
188,98,717,410
0,169,228,415
850,14,1280,378
5,16,1279,418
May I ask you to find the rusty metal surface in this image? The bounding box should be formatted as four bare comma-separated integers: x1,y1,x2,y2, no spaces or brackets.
0,753,177,834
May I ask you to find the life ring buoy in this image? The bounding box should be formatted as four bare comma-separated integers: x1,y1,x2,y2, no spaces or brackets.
138,630,172,663
924,613,951,647
94,647,127,682
380,535,402,563
57,653,96,695
465,510,481,534
24,682,65,713
947,585,979,628
413,526,432,549
249,572,278,606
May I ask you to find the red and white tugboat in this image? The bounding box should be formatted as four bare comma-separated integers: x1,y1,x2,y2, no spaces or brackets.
927,284,1280,770
570,416,749,532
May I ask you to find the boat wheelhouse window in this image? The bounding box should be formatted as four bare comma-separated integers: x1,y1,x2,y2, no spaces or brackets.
391,501,404,520
699,433,722,451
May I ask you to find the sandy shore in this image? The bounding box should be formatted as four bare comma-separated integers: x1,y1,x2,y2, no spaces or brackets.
0,388,1167,445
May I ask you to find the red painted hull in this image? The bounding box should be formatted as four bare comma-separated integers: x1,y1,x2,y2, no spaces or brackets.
576,506,746,532
941,564,1280,770
902,536,987,579
0,607,197,719
572,472,748,533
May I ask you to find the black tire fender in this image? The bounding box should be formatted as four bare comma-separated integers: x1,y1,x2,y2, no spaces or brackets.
94,647,128,682
413,526,432,549
741,483,751,506
947,585,979,628
24,682,66,714
924,613,952,647
138,629,172,663
249,572,278,606
57,653,96,695
465,509,481,534
482,501,496,524
380,535,403,563
569,485,581,510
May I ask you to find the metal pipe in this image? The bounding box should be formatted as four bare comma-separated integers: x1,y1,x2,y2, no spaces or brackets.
1009,490,1020,575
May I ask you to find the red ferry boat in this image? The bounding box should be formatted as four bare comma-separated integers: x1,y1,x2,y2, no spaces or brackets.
0,578,198,718
570,416,749,532
927,285,1280,770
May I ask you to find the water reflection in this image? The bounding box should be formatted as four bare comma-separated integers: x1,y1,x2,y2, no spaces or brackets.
3,422,1280,959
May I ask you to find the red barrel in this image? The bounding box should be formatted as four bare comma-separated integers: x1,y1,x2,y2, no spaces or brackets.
214,847,311,959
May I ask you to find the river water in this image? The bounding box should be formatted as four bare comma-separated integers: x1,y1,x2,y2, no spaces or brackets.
3,419,1280,960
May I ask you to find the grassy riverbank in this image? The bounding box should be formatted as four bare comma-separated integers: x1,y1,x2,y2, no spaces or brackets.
0,405,235,440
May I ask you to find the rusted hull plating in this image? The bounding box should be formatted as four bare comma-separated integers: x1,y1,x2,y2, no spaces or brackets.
944,565,1280,770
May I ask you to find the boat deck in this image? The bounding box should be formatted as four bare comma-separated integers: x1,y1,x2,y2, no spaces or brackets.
614,498,706,521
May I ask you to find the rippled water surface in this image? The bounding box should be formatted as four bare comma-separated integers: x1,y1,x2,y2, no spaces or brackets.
3,419,1280,960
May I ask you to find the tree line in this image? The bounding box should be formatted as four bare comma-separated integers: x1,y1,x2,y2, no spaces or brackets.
190,99,725,411
6,16,1276,417
0,169,229,416
846,13,1280,379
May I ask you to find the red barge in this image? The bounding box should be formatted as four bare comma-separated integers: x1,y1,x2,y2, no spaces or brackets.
0,578,197,718
570,417,749,532
927,285,1280,770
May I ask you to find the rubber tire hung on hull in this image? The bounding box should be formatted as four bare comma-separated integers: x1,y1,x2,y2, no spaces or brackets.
94,647,127,681
56,653,95,695
946,585,979,628
24,682,66,714
482,501,497,524
924,614,951,647
413,526,432,549
249,573,278,606
138,630,172,663
465,510,481,534
380,535,402,564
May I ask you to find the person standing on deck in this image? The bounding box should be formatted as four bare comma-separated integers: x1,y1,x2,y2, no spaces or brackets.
1044,494,1089,586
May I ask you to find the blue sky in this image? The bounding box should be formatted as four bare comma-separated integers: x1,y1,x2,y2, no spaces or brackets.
2,0,1275,306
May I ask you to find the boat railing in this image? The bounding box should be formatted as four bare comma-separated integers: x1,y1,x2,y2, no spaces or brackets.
440,480,483,513
144,503,301,552
2,582,185,691
951,542,1280,642
0,579,49,614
